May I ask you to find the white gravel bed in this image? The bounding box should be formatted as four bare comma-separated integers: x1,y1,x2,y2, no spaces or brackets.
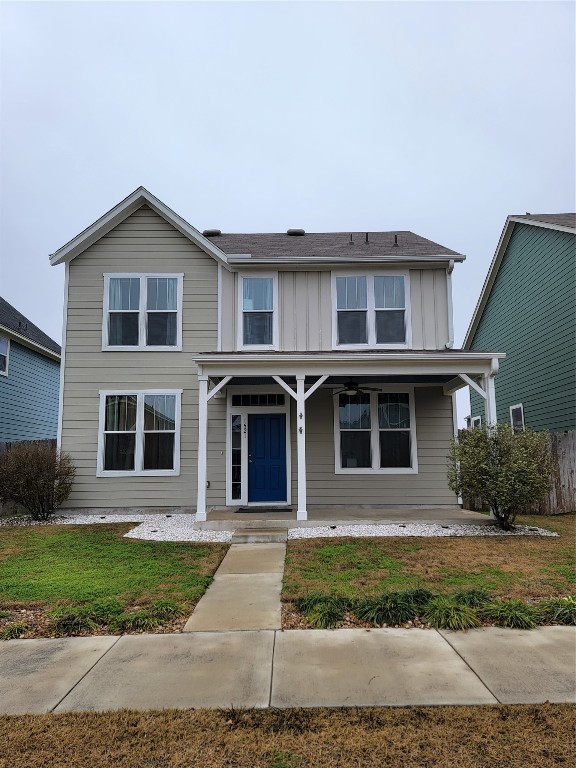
287,523,558,539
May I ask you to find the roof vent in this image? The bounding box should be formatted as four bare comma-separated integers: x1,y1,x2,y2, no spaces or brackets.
286,228,305,236
203,229,221,237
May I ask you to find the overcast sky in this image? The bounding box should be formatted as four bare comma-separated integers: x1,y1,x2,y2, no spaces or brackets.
0,1,574,421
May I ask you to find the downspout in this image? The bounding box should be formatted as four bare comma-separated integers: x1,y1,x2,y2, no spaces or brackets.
445,259,454,349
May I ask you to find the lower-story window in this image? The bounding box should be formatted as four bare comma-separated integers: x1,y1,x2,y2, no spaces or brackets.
98,390,181,476
335,389,417,473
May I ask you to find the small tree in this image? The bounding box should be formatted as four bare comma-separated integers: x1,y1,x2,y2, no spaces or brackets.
448,424,552,530
0,441,76,521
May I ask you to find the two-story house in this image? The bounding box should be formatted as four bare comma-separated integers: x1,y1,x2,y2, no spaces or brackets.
465,213,575,432
50,188,504,521
0,297,61,445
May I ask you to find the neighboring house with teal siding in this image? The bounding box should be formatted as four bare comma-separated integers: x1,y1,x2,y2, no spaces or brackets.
0,297,61,443
464,214,576,432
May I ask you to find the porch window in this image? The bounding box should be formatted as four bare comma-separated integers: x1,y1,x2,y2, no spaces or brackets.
104,274,183,350
335,389,417,473
98,390,181,476
241,276,276,347
0,336,9,375
333,273,408,347
231,415,242,500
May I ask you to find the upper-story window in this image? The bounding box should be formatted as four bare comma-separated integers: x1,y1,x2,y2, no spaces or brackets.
333,273,409,348
239,275,277,349
0,336,9,375
103,274,183,351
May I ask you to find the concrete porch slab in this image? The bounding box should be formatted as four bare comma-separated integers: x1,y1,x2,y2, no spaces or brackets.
183,573,282,631
439,626,576,703
217,543,286,574
0,636,119,714
54,631,275,712
271,628,497,708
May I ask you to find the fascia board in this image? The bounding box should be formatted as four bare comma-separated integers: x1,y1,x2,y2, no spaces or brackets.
0,325,61,361
49,187,230,268
195,351,506,364
463,218,515,349
226,255,465,267
508,217,576,234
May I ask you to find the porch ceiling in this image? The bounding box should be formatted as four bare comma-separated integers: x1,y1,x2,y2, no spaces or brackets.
221,374,457,387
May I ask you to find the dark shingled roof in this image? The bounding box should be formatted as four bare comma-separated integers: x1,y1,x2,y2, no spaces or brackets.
0,297,61,356
208,231,462,259
513,213,576,230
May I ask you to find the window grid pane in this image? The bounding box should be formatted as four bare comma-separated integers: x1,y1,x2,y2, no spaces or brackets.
243,312,273,345
146,312,177,346
339,393,371,430
147,277,178,311
144,395,176,431
337,311,368,344
109,278,140,310
374,276,405,309
378,394,410,429
231,415,242,500
336,276,367,309
105,395,137,432
243,278,273,311
375,310,405,344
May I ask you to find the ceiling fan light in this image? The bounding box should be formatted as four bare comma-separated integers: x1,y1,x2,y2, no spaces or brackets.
344,388,358,396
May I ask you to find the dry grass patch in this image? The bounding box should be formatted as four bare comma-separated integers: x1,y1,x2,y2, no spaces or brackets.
284,515,575,603
0,705,574,768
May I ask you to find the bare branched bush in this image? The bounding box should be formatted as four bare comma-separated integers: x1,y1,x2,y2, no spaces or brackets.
0,441,76,520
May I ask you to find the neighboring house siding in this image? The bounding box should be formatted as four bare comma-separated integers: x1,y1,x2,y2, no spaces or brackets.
470,224,576,431
0,341,60,441
60,204,218,509
220,267,450,351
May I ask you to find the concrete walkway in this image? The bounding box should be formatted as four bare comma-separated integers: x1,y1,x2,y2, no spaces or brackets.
183,541,286,631
0,627,574,713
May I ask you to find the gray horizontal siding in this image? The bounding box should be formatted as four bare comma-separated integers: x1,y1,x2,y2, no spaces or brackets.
470,224,576,431
61,205,218,509
0,341,60,441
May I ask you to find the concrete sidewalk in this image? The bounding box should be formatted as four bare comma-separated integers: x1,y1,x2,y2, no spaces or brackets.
0,626,574,714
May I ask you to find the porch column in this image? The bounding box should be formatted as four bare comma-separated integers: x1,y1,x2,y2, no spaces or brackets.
196,375,209,522
483,358,499,427
296,374,307,521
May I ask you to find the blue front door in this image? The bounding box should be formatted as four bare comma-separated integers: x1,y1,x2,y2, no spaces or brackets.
248,414,287,503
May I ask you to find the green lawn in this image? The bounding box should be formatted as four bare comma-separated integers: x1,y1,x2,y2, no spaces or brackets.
0,524,227,609
283,515,576,602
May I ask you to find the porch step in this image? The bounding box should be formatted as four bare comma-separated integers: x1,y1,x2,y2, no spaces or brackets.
231,527,288,544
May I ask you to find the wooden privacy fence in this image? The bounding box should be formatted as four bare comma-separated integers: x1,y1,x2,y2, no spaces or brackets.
465,429,576,515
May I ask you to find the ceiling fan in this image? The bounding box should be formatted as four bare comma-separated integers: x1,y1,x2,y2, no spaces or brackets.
332,380,381,397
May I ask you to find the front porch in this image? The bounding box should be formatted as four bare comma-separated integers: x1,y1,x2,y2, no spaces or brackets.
195,351,505,523
195,505,490,531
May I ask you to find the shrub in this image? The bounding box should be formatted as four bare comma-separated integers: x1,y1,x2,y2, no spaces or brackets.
480,599,538,629
453,589,493,608
423,596,481,630
0,441,76,521
149,599,187,620
0,621,29,640
111,610,161,632
0,610,12,620
354,592,418,626
48,606,97,636
538,596,576,625
448,424,552,530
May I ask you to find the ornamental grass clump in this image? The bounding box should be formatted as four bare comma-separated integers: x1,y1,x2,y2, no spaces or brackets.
149,599,188,620
447,424,552,530
537,596,576,625
0,621,29,640
304,601,345,629
0,441,76,521
480,599,538,629
400,588,437,609
354,592,418,626
111,610,161,632
423,596,481,631
48,606,97,636
453,589,493,608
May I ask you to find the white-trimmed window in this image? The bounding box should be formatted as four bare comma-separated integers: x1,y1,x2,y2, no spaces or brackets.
510,404,525,432
0,336,9,375
334,388,417,473
470,415,482,429
103,274,183,350
97,390,181,476
238,275,278,349
333,273,410,347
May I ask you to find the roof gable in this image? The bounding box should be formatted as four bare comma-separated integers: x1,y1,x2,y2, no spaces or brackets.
0,297,61,358
49,187,230,267
464,213,576,347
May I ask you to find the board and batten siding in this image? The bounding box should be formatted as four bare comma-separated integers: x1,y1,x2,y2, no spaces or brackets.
220,267,450,351
300,386,456,506
0,341,60,442
60,204,222,509
470,224,576,431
